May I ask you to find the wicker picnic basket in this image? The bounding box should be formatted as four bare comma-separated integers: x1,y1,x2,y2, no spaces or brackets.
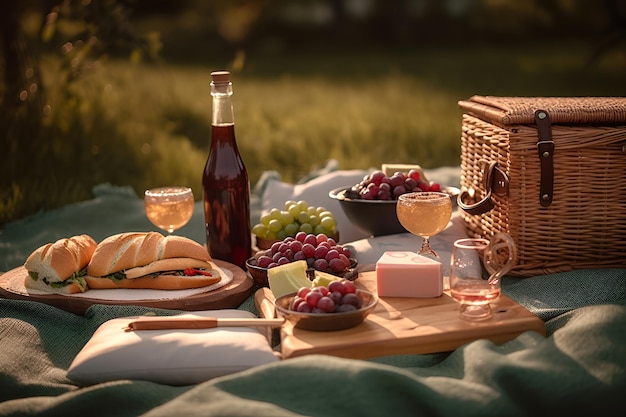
457,96,626,277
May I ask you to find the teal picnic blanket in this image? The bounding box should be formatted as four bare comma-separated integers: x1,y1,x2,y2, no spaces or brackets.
1,181,626,416
1,279,625,416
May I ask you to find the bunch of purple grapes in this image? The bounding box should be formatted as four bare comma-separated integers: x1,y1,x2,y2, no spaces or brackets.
344,169,441,201
252,232,353,274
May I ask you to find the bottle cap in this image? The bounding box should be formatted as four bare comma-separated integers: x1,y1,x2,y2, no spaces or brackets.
211,71,230,83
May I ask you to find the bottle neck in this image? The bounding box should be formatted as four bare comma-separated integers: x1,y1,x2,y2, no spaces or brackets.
211,80,235,126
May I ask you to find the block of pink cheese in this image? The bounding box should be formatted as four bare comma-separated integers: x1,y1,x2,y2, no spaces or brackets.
375,251,443,298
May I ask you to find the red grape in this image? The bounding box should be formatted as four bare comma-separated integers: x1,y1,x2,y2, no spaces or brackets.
341,293,361,308
257,255,273,268
301,243,316,258
297,287,311,298
325,249,339,261
328,280,346,294
313,258,329,271
314,245,329,259
329,290,343,304
291,296,306,311
296,302,312,313
305,291,322,307
317,296,336,313
304,234,318,246
343,281,357,294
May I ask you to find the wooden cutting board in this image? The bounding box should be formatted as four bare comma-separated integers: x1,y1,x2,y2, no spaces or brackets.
0,260,253,315
257,271,545,359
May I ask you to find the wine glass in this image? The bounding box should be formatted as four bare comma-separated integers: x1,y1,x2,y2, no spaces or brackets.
449,233,517,321
144,186,194,234
396,192,453,258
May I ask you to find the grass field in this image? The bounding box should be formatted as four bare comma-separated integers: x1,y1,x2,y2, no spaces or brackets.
2,40,626,225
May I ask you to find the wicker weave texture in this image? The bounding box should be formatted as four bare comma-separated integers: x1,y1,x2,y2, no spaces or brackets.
459,112,626,277
459,96,626,126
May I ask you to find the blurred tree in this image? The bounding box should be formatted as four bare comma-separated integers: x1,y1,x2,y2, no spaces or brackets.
0,0,156,184
0,1,45,171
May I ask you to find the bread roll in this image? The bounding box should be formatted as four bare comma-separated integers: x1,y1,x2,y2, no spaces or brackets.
24,234,97,294
87,232,210,277
85,232,221,291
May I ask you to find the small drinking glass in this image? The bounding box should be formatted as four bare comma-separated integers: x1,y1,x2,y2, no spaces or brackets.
144,186,194,234
449,233,517,321
396,191,453,258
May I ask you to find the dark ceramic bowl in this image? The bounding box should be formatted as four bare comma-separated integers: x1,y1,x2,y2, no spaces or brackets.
274,289,378,331
245,257,359,288
328,186,460,237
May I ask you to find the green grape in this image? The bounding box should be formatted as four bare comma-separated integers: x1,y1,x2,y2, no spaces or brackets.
284,200,297,210
307,206,317,216
297,211,310,224
268,219,282,232
287,203,300,218
260,214,272,225
284,222,299,236
252,223,269,237
299,222,314,234
275,229,288,241
269,208,282,221
309,214,320,227
318,210,333,219
316,207,328,216
296,200,309,211
265,231,277,240
279,210,293,226
313,225,328,235
320,216,335,230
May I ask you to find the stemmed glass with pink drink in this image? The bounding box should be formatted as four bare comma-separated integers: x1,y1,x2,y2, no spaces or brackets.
396,191,453,258
144,186,194,234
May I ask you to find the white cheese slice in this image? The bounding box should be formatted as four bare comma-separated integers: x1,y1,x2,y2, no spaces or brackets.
268,260,311,299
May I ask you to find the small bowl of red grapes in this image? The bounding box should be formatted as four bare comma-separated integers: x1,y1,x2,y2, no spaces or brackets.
274,280,378,331
246,232,358,288
329,169,459,237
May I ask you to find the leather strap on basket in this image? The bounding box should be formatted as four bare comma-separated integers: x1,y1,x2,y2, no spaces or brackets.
535,109,554,207
458,161,509,215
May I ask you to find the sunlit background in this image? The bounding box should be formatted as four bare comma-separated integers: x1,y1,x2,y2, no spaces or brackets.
2,0,625,225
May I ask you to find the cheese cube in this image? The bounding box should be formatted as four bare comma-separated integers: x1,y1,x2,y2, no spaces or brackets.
375,251,442,298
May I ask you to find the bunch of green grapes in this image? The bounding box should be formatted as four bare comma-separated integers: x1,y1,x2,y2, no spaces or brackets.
252,200,337,241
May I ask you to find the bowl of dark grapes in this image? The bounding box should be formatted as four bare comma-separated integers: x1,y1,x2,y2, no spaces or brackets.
274,280,378,331
246,232,358,288
329,169,459,237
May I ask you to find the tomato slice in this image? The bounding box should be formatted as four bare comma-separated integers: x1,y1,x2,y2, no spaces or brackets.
183,268,214,277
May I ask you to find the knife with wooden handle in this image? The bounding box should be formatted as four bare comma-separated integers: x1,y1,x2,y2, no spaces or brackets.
124,315,284,331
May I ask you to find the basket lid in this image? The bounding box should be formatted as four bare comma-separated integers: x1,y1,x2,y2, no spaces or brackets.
458,96,626,125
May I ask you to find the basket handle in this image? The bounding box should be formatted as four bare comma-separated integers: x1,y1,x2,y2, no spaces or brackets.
457,161,509,215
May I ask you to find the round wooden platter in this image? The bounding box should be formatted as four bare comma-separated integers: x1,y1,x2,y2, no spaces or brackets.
0,259,254,315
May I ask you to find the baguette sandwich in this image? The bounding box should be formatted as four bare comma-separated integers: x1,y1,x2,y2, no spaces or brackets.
85,232,222,290
24,234,97,294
